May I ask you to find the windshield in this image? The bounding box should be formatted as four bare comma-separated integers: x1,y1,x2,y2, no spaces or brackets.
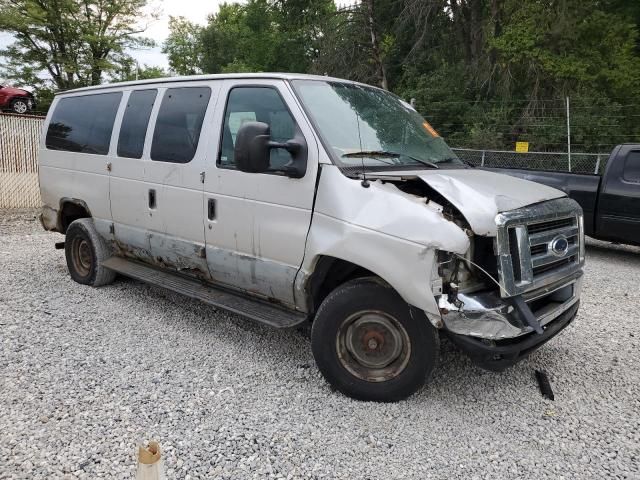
291,80,462,170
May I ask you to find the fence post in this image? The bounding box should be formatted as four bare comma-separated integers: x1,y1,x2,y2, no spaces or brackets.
594,155,601,175
481,150,485,166
566,96,572,172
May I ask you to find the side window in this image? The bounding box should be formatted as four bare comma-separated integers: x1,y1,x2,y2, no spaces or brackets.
623,151,640,183
150,87,211,163
219,87,297,169
46,92,122,154
117,89,157,159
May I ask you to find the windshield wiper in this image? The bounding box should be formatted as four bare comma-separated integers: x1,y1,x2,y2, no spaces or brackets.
342,150,439,169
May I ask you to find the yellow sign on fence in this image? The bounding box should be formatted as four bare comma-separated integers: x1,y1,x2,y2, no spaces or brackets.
515,141,529,153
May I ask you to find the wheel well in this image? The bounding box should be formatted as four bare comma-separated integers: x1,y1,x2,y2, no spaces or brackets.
60,201,91,233
307,257,375,314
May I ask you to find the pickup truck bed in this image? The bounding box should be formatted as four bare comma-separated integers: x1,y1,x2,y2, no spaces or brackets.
487,144,640,246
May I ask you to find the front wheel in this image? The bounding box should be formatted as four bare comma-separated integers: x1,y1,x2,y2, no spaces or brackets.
311,277,439,402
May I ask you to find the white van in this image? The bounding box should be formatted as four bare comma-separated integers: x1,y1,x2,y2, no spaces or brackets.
39,74,584,401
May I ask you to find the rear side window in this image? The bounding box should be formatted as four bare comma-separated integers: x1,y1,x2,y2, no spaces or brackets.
117,89,157,159
46,92,122,154
623,151,640,183
150,87,211,163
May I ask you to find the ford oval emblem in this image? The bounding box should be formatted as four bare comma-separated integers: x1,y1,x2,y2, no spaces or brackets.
550,234,569,257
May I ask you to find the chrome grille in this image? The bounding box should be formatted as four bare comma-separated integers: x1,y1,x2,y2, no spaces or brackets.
495,198,585,297
527,217,575,234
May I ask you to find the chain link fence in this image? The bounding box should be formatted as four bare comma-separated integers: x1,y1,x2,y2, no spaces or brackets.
452,148,609,175
0,113,43,208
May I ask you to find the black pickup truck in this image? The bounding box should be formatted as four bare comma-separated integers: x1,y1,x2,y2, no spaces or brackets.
490,144,640,246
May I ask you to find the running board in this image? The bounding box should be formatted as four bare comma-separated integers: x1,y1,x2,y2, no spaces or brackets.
102,257,307,329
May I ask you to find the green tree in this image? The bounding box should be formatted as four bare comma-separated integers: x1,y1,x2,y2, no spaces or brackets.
389,0,640,152
200,0,334,74
310,2,388,86
0,0,156,90
162,16,204,75
113,58,168,82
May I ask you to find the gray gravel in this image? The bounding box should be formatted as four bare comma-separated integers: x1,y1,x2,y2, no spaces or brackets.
1,209,639,479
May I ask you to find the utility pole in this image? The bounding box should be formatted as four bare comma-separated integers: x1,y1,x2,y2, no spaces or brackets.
566,96,572,172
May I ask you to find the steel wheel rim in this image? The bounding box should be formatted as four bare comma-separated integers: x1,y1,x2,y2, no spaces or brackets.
336,310,411,382
13,101,27,114
72,237,92,277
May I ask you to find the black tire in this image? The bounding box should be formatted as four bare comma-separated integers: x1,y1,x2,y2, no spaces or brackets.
311,277,439,402
65,218,116,287
11,98,29,114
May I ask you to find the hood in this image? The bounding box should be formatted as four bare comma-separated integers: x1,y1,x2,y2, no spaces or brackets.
1,85,31,96
380,169,566,236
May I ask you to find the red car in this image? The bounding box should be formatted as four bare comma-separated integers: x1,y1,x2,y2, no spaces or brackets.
0,84,36,114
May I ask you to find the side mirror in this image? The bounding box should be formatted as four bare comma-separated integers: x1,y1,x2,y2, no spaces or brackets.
234,121,271,174
234,121,308,178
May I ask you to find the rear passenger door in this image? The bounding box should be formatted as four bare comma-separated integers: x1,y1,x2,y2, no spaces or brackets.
144,83,219,278
110,88,158,261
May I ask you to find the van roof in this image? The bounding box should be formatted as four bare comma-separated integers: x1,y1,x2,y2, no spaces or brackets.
57,73,368,95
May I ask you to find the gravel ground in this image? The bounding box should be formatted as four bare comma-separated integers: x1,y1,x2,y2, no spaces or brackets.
1,209,639,479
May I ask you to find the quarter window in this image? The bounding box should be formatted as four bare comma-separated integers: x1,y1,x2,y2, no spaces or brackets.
46,92,122,154
117,89,157,159
219,87,297,169
150,87,211,163
623,151,640,183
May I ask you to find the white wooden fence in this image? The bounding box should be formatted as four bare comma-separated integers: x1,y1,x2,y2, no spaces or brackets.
0,113,43,208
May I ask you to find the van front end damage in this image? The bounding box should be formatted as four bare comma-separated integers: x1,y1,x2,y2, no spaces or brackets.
304,166,585,372
431,197,585,371
437,271,582,371
299,165,471,318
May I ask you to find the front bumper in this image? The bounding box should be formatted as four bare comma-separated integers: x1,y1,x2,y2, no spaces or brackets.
439,271,583,371
446,301,579,371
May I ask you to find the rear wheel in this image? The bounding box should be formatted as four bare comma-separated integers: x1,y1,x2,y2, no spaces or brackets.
11,99,29,114
65,219,116,286
311,277,439,402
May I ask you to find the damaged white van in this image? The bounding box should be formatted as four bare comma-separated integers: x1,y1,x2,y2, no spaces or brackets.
39,74,585,401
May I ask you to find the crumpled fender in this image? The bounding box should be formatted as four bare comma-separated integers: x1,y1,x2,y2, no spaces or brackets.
299,166,470,318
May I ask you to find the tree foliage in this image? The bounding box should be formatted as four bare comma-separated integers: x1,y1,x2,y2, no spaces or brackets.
4,0,639,150
163,0,335,75
162,16,204,75
0,0,155,90
161,0,640,151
